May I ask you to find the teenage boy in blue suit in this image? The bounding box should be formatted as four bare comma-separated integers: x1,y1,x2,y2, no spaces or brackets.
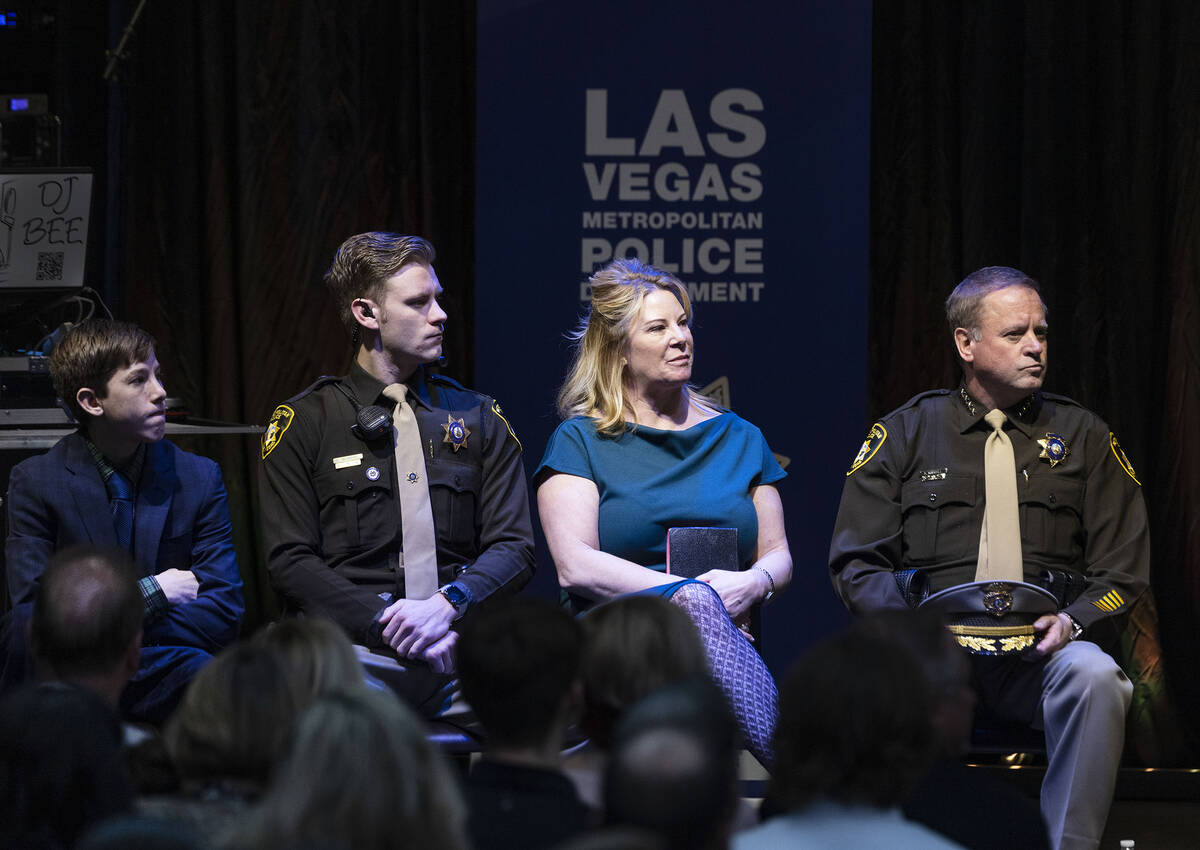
4,319,243,723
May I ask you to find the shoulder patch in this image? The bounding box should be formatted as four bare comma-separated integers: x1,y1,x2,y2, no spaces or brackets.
847,422,887,476
491,400,522,452
1109,432,1140,485
262,405,295,459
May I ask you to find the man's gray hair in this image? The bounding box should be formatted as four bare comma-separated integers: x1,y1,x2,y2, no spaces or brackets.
945,266,1046,339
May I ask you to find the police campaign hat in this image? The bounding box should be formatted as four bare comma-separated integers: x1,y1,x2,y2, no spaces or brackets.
920,580,1058,656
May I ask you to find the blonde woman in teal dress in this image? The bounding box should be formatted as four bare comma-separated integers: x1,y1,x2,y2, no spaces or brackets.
535,258,792,764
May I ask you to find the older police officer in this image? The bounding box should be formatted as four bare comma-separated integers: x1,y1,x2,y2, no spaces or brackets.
830,266,1148,850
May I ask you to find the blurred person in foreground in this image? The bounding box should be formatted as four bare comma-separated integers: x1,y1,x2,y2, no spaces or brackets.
856,610,1050,850
456,597,591,848
229,687,469,850
0,683,134,848
734,624,964,849
140,642,300,841
604,677,741,850
563,594,711,811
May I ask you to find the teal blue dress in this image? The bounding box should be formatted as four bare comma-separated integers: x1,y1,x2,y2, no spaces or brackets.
535,413,786,602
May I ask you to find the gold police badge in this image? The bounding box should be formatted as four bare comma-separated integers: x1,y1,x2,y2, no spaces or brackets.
261,405,294,459
1037,433,1070,467
442,414,471,452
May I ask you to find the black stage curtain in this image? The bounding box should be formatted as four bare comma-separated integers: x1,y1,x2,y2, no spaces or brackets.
111,0,476,629
872,1,1200,762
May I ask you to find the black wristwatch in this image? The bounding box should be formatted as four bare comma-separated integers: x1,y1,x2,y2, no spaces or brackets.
438,582,471,621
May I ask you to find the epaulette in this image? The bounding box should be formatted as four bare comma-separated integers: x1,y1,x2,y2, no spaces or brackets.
426,372,467,391
284,375,341,405
1039,391,1084,409
887,388,952,417
428,371,492,405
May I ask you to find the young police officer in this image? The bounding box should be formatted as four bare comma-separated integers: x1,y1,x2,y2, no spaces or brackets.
259,233,534,714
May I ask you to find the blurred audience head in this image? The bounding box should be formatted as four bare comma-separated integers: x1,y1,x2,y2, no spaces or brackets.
236,688,468,850
31,544,142,706
254,616,367,705
604,677,739,850
770,622,938,811
853,608,976,755
457,597,582,753
580,595,708,749
165,641,299,790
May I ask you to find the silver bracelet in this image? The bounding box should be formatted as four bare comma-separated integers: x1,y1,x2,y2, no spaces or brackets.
755,567,776,604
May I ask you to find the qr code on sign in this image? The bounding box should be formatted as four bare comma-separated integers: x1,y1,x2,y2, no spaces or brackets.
36,252,65,281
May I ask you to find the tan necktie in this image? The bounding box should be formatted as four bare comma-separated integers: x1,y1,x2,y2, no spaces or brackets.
975,409,1023,582
382,384,439,599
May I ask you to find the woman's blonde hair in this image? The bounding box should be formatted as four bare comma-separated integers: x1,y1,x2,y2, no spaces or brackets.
164,642,300,787
557,258,715,434
254,616,368,706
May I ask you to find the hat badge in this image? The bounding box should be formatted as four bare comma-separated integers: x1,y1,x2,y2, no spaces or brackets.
982,582,1015,618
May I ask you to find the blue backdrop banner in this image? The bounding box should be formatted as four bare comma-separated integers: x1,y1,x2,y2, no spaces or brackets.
476,0,871,677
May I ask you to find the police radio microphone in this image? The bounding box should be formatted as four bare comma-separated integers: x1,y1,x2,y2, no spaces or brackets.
331,382,391,441
353,405,392,441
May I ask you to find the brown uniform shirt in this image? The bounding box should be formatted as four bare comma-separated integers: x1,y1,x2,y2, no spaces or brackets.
259,363,535,644
829,388,1148,630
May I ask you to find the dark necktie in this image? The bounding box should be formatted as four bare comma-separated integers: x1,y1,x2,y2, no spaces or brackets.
107,470,136,554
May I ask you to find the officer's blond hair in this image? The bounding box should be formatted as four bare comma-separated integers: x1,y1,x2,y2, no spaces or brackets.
324,232,436,342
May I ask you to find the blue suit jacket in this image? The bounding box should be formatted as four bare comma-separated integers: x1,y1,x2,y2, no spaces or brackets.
5,433,243,654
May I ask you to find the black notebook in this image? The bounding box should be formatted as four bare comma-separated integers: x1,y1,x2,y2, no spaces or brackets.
665,527,739,578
